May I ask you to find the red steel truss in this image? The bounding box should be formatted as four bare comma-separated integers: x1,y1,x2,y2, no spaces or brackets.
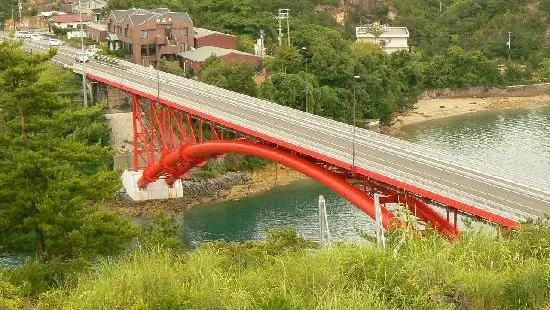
129,93,467,239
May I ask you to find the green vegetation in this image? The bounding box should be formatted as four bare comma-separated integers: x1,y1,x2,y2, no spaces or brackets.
109,0,550,124
0,40,137,260
1,222,549,309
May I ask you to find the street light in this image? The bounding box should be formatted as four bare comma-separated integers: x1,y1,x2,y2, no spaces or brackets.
78,0,88,107
302,46,308,113
156,35,160,105
352,75,360,171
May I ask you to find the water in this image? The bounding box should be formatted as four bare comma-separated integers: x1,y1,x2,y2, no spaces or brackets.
182,180,375,248
399,105,550,181
182,106,550,245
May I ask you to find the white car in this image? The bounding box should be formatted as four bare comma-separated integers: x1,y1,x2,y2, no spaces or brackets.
86,45,100,57
29,33,43,41
48,38,63,46
74,52,89,63
14,31,31,39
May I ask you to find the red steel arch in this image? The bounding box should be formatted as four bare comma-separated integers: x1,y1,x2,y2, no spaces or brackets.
126,93,458,239
138,139,463,237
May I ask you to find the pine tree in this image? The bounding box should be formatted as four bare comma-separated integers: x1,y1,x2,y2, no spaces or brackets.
0,40,137,260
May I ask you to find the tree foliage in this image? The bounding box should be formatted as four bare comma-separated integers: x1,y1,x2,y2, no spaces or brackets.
0,40,137,260
199,56,258,97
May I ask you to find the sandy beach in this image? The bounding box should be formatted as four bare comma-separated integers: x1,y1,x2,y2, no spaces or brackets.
388,94,550,134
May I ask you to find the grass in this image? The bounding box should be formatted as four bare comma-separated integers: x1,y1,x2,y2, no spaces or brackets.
34,221,550,310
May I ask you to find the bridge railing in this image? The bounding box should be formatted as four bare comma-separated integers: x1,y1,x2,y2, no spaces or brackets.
113,61,547,197
353,155,536,223
74,62,543,223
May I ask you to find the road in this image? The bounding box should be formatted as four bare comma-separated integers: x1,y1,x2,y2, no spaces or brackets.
22,40,550,223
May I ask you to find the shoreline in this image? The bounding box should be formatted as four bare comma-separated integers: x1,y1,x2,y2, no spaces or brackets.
105,164,308,218
386,94,550,135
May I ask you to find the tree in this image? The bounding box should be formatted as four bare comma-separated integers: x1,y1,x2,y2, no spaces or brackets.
0,40,137,260
199,56,258,97
263,46,303,74
538,58,550,82
260,72,309,110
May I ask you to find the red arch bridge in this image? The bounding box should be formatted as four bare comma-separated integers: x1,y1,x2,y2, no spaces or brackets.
24,41,550,240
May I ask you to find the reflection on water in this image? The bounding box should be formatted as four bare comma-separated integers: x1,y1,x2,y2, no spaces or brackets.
181,106,550,245
400,105,550,181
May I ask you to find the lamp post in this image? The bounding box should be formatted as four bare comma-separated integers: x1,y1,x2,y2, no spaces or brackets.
352,75,360,171
78,0,88,107
156,35,160,105
302,46,308,113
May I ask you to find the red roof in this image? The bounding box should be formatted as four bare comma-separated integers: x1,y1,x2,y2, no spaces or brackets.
50,13,92,23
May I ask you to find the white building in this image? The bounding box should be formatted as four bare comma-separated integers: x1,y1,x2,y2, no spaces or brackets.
71,0,107,22
356,24,409,54
48,13,92,29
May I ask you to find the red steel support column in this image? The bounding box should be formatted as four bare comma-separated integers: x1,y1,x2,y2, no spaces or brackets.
132,94,140,171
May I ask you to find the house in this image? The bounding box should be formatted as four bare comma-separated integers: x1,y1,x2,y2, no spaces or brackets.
72,0,107,22
49,13,92,29
86,22,107,41
105,8,194,66
355,23,409,54
177,46,260,72
194,27,236,50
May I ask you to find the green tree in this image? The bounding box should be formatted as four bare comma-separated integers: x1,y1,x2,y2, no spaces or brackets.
236,34,255,54
199,56,258,97
263,46,303,74
538,58,550,82
260,72,309,110
0,40,137,260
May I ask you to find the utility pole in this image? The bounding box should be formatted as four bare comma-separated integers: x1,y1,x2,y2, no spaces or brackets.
12,8,15,30
78,0,88,107
506,31,511,61
302,46,308,113
276,9,290,46
286,11,290,46
439,2,442,13
352,75,360,171
17,0,22,22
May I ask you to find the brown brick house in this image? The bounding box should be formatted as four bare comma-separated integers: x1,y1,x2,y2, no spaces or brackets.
106,8,194,66
177,46,260,72
194,27,237,50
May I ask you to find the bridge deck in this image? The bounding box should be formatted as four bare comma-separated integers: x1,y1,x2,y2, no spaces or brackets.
24,41,550,224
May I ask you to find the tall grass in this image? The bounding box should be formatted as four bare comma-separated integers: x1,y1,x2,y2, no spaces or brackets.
47,222,550,310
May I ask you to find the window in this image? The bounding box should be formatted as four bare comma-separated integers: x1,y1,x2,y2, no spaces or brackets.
182,27,188,36
141,44,157,56
165,27,173,40
141,30,148,39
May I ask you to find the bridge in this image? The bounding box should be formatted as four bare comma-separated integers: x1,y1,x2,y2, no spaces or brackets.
22,40,550,239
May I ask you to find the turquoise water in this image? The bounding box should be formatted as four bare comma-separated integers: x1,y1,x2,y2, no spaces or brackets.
182,179,375,248
181,105,550,246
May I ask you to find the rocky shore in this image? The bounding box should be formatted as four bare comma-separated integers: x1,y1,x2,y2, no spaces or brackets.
105,165,308,217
